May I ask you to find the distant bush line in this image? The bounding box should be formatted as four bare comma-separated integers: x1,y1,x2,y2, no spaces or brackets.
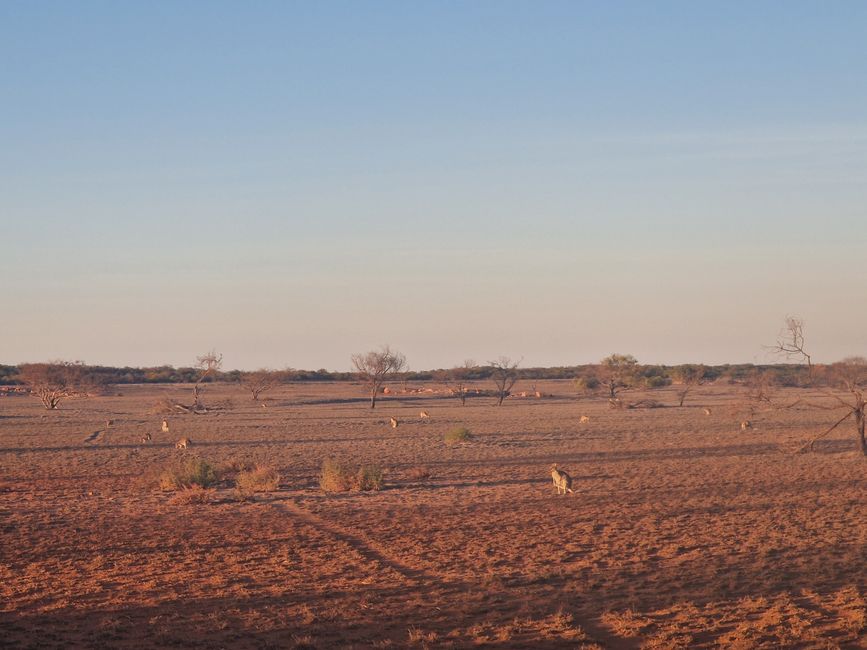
0,362,814,387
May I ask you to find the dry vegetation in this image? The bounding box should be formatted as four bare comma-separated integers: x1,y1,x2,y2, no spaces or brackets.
319,457,384,492
235,465,282,498
444,426,473,445
2,380,867,648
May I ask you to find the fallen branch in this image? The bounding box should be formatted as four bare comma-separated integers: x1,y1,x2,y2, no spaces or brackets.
796,411,853,454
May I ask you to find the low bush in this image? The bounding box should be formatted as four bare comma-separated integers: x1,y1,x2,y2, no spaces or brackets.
644,375,671,389
445,426,473,445
406,466,432,481
626,399,664,409
356,464,384,491
573,377,600,392
320,458,384,492
157,457,219,491
169,485,213,504
236,465,281,497
218,459,254,475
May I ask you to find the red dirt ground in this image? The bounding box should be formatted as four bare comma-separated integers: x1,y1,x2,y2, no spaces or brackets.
2,381,866,648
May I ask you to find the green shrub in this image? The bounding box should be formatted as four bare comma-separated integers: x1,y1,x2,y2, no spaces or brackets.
236,465,281,497
320,458,384,492
158,457,219,491
573,377,600,392
644,375,671,389
445,427,473,445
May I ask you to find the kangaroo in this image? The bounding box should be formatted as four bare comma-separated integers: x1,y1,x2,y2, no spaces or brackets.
703,408,712,416
140,432,152,444
389,417,399,429
419,411,430,419
579,415,590,423
550,465,574,495
161,420,170,433
740,420,752,431
105,419,115,427
175,437,191,449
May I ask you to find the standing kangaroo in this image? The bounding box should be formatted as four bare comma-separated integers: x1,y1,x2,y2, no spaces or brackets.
550,465,574,495
389,417,399,429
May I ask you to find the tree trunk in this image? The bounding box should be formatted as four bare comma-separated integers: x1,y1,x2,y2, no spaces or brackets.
460,392,466,406
370,386,377,409
856,405,866,457
497,392,505,406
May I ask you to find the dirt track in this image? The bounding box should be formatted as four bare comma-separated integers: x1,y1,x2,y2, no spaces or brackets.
2,381,866,648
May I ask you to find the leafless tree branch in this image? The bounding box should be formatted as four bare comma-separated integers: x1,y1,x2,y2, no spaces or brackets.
351,345,407,409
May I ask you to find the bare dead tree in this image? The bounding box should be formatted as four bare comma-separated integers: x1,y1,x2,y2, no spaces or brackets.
439,360,477,406
744,368,776,410
771,316,812,368
489,356,521,406
17,361,87,409
193,350,223,410
797,358,867,454
673,364,706,407
239,368,280,401
768,318,867,456
351,346,407,409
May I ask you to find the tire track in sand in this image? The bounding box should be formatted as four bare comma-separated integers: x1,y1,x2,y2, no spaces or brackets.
272,498,447,587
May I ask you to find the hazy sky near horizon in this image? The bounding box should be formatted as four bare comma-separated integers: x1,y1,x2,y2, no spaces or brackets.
2,1,866,371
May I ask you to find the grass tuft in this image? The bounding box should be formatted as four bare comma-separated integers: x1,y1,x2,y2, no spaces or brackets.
445,426,473,445
320,458,384,492
406,466,432,481
169,484,214,504
157,457,219,491
235,465,281,498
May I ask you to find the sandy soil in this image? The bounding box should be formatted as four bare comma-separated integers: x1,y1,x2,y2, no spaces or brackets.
1,381,866,648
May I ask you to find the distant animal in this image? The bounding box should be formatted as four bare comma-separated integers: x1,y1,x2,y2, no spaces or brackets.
740,420,752,430
140,432,152,444
105,419,115,427
175,437,191,449
703,408,712,416
161,420,169,433
419,411,430,419
389,417,399,429
550,464,574,495
579,415,590,423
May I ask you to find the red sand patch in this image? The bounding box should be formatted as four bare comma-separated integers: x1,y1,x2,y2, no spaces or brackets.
2,382,865,647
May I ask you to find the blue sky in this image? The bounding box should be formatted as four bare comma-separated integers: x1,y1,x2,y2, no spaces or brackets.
2,1,865,370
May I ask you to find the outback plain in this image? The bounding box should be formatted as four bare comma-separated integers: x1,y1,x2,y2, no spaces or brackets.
2,380,867,649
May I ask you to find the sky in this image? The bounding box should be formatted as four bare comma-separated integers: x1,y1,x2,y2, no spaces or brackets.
2,1,866,371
